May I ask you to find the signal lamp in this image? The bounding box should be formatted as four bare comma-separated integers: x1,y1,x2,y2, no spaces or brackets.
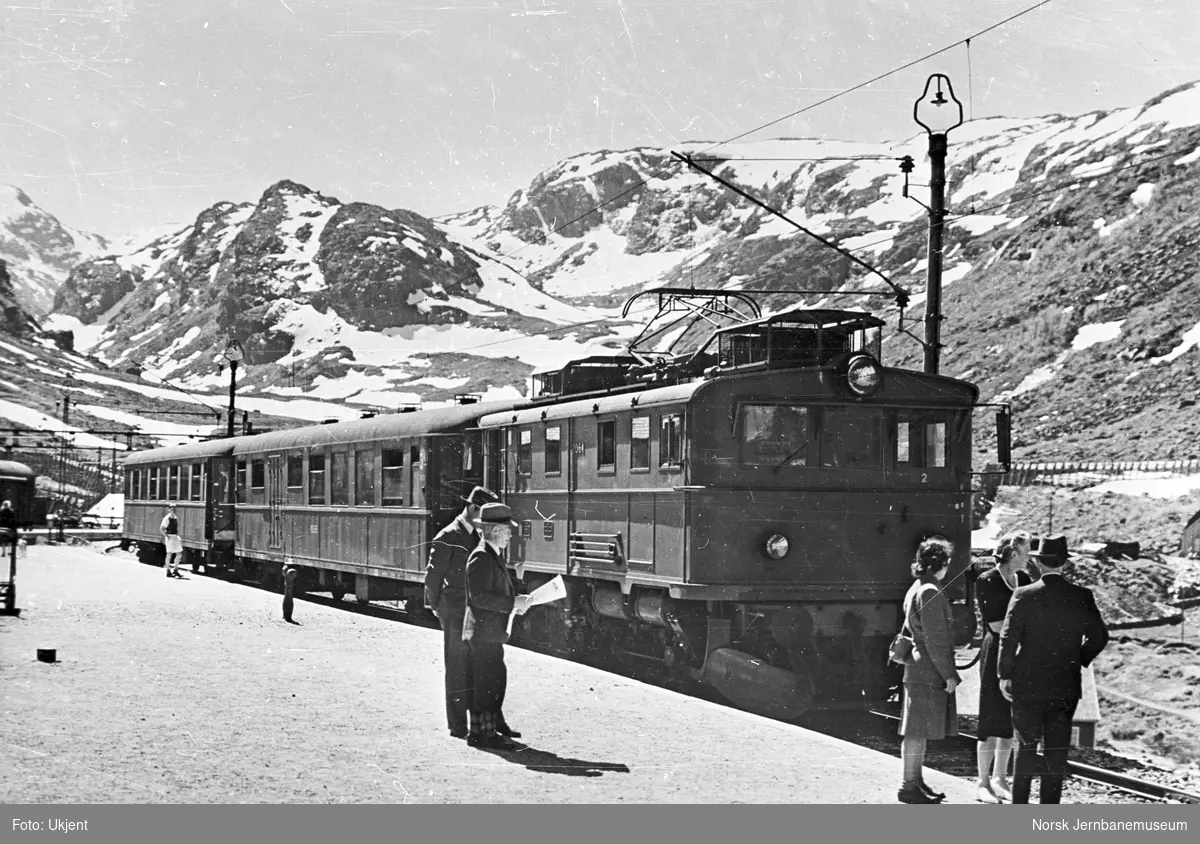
845,355,882,397
765,534,790,560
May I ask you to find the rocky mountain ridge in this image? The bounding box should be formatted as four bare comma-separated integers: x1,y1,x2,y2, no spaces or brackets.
13,80,1200,460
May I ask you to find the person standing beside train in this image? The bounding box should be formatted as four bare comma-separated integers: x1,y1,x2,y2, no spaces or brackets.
0,500,17,551
998,535,1109,805
161,504,183,579
282,564,299,623
973,532,1032,803
897,536,961,804
425,486,500,739
463,502,530,749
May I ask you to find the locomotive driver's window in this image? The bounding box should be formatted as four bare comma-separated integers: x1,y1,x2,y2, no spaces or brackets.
741,404,809,467
819,408,883,469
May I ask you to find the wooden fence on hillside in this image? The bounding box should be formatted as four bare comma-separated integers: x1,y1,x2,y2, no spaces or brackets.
1001,460,1200,488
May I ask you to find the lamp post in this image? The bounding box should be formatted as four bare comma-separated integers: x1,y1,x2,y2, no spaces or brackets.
223,339,244,438
913,73,963,376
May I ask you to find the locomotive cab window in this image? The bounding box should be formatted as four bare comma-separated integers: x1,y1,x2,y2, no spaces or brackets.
660,413,683,470
544,426,562,476
382,449,404,506
598,420,616,472
740,404,810,468
894,412,950,470
818,407,884,470
631,416,651,471
308,453,326,505
517,429,532,476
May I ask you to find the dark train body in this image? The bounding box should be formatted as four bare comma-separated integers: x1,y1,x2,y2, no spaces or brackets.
122,305,1007,719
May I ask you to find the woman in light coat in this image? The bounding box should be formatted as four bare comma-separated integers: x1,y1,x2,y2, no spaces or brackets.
898,536,961,804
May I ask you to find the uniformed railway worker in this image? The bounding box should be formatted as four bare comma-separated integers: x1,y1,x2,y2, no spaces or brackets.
425,486,501,739
463,502,530,749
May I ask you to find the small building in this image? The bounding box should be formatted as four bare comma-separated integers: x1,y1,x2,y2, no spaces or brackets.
1183,510,1200,557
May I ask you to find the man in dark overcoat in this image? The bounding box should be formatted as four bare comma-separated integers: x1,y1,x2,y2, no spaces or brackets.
998,535,1109,804
463,502,530,749
425,486,500,739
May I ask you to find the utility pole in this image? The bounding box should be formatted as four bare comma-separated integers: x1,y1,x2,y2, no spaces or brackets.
913,74,963,375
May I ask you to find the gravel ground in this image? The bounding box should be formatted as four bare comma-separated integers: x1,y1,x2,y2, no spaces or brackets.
1,543,978,804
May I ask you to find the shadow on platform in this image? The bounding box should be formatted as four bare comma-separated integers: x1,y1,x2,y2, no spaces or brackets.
474,742,630,778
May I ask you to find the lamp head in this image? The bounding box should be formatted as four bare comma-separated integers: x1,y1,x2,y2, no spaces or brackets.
914,73,963,136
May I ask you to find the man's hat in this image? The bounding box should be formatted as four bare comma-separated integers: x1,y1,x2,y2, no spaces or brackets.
1030,534,1072,567
463,486,500,508
475,502,518,528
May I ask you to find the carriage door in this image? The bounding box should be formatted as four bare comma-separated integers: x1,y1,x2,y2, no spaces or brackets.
267,454,285,549
428,434,467,534
207,456,236,541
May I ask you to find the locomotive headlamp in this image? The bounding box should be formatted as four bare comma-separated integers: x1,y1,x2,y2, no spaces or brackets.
846,355,882,397
765,534,790,560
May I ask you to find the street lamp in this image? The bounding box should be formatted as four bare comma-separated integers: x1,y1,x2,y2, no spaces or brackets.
913,73,963,376
223,339,244,438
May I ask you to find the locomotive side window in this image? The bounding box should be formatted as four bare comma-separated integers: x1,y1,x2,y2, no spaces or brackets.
517,429,533,476
382,449,404,506
331,451,349,506
308,453,326,505
169,465,180,500
236,461,247,503
286,455,303,489
819,407,884,469
355,448,376,506
660,413,683,469
631,416,651,471
598,420,616,472
544,426,561,476
740,404,809,467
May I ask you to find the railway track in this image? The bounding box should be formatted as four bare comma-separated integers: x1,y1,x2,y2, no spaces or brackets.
112,544,1200,804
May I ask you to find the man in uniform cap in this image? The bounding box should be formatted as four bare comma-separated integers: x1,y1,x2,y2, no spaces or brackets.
998,535,1109,804
425,485,505,739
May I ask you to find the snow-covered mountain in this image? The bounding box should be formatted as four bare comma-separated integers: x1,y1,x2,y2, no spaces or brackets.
0,185,109,318
30,80,1200,459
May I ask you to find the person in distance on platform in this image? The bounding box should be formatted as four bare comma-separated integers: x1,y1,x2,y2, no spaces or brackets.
463,502,531,749
161,505,183,578
0,500,17,553
426,485,500,740
897,536,961,805
998,534,1109,805
282,564,299,624
974,532,1033,803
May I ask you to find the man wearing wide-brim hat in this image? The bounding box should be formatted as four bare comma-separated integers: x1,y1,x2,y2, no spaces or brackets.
462,502,532,749
998,535,1109,804
425,485,500,739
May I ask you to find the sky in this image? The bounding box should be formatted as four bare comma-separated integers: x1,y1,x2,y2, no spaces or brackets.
2,0,1199,241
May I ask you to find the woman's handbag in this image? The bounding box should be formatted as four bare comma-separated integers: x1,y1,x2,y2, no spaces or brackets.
888,589,919,666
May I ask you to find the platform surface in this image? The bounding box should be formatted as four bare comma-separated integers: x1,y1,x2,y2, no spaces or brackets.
2,544,979,804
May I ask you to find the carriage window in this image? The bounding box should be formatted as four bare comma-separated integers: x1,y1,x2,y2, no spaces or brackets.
355,448,376,505
660,413,683,468
286,455,303,488
598,421,615,470
168,465,180,500
190,463,203,501
382,449,404,506
251,459,265,490
894,413,949,469
517,429,532,476
409,445,422,507
819,408,884,469
129,469,139,500
331,452,349,506
149,467,159,500
308,453,326,504
740,404,809,467
631,416,651,470
544,426,561,475
235,461,247,503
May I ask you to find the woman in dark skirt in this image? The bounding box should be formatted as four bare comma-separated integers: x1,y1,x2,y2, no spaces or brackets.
974,532,1032,803
897,537,961,804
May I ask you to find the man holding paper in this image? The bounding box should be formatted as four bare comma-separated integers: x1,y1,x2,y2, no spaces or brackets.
463,502,531,749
